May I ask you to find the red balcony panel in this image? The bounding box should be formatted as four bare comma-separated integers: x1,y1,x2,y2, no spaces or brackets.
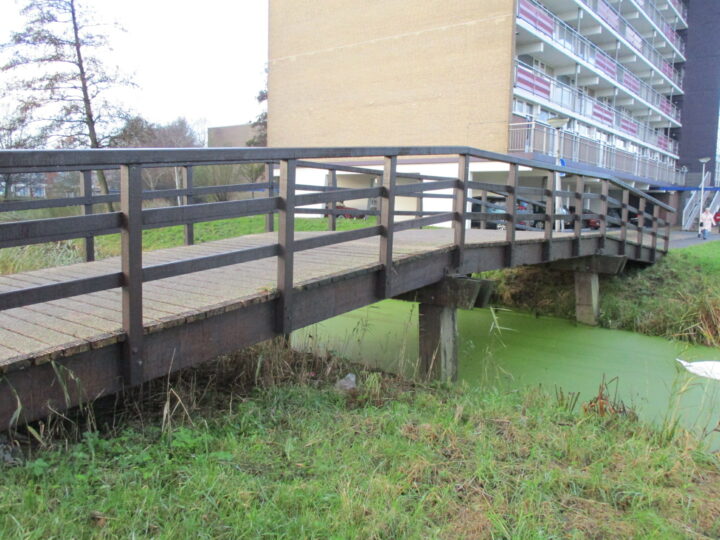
659,100,672,115
516,65,552,99
594,51,618,79
593,103,615,125
518,0,554,37
625,27,643,52
598,0,621,31
661,61,673,79
623,72,641,94
620,118,639,136
657,135,671,151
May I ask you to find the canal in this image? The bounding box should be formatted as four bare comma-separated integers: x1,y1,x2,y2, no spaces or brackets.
295,300,720,449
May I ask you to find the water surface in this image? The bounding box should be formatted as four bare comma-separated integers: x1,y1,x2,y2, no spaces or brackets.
296,301,720,448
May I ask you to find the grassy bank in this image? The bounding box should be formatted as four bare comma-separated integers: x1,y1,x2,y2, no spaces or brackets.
1,347,718,538
0,215,369,274
485,242,720,346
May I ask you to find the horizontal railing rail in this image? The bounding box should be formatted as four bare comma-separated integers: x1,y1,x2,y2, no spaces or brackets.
0,145,675,388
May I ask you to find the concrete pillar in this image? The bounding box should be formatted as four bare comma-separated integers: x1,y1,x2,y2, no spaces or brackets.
574,271,599,325
419,303,458,382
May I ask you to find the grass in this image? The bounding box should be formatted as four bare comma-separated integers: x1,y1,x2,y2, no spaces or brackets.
0,348,718,539
483,242,720,346
0,215,371,274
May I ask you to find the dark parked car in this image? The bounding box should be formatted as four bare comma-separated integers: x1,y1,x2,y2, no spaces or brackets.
325,204,366,219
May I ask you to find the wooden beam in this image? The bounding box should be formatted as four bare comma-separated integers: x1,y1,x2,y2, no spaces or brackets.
394,276,486,310
181,166,194,245
543,174,555,261
80,170,95,262
573,176,584,257
636,198,646,259
378,156,397,298
120,165,144,387
453,154,469,270
266,163,275,233
327,169,337,232
277,160,296,335
505,163,519,266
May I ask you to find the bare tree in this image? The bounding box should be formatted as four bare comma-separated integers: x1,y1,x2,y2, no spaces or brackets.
0,105,44,200
1,0,134,202
111,116,203,195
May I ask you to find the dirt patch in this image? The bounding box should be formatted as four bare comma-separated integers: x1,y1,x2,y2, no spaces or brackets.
562,496,637,539
441,494,494,540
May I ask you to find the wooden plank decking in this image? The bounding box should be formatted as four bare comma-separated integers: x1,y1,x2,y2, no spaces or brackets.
0,226,651,374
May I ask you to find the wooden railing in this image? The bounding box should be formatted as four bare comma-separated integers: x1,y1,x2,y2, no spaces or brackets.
0,146,675,385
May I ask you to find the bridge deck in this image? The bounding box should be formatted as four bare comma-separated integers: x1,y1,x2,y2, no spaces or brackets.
0,228,533,370
0,226,647,373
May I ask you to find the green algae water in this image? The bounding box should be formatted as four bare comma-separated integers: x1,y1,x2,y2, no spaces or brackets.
296,300,720,449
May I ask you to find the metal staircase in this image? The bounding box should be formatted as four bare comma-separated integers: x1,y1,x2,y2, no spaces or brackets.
682,171,718,230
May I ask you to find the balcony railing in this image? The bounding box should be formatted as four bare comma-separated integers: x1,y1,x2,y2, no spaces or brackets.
514,61,679,154
518,0,683,94
509,121,686,185
666,0,688,26
579,0,684,78
622,0,685,56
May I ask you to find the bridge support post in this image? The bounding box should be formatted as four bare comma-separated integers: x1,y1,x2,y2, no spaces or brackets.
419,304,458,382
396,276,489,382
549,255,627,326
574,271,599,326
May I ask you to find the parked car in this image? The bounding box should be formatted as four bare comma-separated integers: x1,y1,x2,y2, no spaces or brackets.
471,201,540,230
325,203,366,219
471,202,508,229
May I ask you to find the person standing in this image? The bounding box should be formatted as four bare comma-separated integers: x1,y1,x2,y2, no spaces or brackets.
700,208,714,240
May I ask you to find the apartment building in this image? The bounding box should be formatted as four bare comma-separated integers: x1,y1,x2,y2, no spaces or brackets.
267,0,718,219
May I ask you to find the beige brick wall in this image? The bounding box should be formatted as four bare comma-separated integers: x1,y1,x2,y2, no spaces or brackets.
268,0,517,151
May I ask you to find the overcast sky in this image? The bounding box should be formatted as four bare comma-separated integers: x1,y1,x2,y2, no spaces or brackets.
0,0,269,132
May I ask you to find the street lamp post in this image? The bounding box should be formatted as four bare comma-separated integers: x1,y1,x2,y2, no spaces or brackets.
699,157,711,237
548,117,569,232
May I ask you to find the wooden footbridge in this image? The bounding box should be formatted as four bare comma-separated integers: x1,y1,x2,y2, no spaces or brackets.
0,146,674,426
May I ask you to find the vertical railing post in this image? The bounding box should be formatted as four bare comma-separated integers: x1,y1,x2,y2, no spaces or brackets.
505,163,519,267
620,189,629,256
573,176,584,256
265,163,275,233
415,178,424,229
327,169,337,231
480,189,488,229
181,166,194,246
637,197,646,259
543,174,554,262
599,179,609,252
454,154,469,271
651,204,660,262
277,160,296,336
120,165,144,387
378,156,397,298
80,170,95,262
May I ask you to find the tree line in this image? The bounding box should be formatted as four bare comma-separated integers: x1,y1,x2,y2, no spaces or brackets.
0,0,266,202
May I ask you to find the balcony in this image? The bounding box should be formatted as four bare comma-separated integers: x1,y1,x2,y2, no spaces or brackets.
518,0,683,92
514,61,679,155
664,0,688,29
509,121,685,185
580,0,685,61
612,0,686,57
517,1,682,123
